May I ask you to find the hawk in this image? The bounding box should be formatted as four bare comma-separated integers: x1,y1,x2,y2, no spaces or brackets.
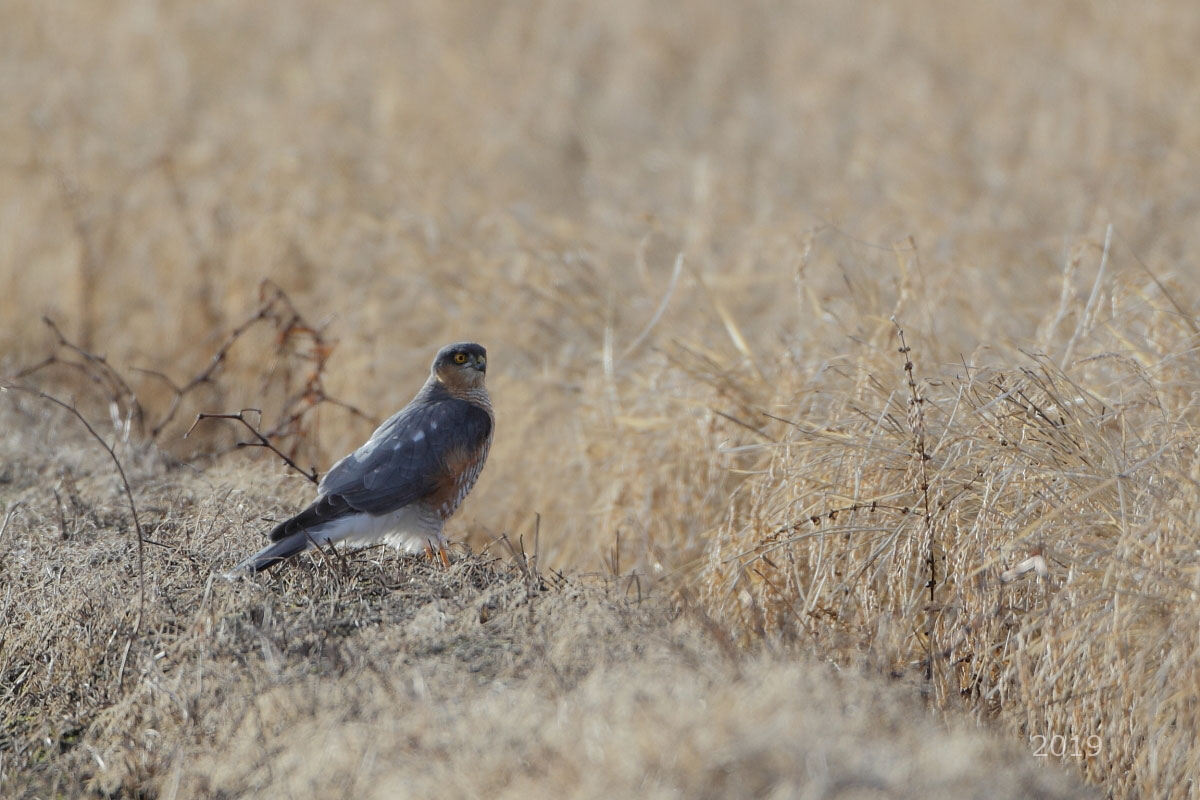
232,342,493,573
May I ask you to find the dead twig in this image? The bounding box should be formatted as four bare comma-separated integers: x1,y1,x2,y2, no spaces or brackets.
15,318,146,438
136,281,304,439
12,280,375,506
185,409,319,484
161,280,377,458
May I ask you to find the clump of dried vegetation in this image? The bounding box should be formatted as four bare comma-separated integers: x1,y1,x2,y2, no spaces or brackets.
0,398,1092,799
703,262,1200,796
3,1,1199,797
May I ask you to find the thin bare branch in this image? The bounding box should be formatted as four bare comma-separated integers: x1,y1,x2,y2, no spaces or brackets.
0,382,146,636
185,409,319,484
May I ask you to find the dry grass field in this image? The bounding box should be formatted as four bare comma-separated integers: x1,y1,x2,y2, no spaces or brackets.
2,0,1198,796
0,402,1095,799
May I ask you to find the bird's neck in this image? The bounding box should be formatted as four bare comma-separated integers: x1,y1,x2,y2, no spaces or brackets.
421,376,491,410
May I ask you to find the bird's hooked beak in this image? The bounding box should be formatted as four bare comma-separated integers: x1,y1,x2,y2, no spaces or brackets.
473,353,487,373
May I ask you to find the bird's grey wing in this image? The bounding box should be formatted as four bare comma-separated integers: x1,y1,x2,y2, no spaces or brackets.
311,398,492,517
267,406,424,542
317,405,414,497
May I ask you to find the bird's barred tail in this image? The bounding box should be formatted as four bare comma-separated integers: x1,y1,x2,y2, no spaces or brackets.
227,531,312,576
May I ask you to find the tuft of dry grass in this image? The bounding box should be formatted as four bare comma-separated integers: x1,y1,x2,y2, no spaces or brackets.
703,274,1200,796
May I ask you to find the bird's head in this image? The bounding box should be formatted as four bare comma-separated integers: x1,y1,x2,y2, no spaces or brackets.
431,342,488,391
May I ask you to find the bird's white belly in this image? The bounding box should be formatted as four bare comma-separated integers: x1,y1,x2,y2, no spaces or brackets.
312,505,444,553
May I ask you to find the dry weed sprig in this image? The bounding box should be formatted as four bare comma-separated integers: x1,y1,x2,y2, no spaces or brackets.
11,280,377,477
621,252,685,360
132,282,299,440
492,532,558,596
0,383,146,668
0,501,24,543
139,279,374,444
1061,224,1113,369
893,321,937,682
184,409,319,484
14,317,146,438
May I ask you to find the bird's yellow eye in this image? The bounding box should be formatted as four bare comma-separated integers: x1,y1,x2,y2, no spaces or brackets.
453,352,468,364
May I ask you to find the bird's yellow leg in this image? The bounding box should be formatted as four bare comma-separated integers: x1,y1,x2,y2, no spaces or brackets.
437,543,451,568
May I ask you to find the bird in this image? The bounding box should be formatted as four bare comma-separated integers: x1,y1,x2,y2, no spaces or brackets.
231,342,493,574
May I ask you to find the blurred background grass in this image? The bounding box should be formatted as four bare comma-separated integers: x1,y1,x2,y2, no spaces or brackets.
2,1,1199,795
5,0,1196,570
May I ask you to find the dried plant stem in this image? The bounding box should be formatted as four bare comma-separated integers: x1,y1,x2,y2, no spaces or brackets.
136,282,303,439
893,321,936,684
0,383,146,653
1061,223,1113,368
15,317,146,436
0,501,24,542
185,409,320,484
